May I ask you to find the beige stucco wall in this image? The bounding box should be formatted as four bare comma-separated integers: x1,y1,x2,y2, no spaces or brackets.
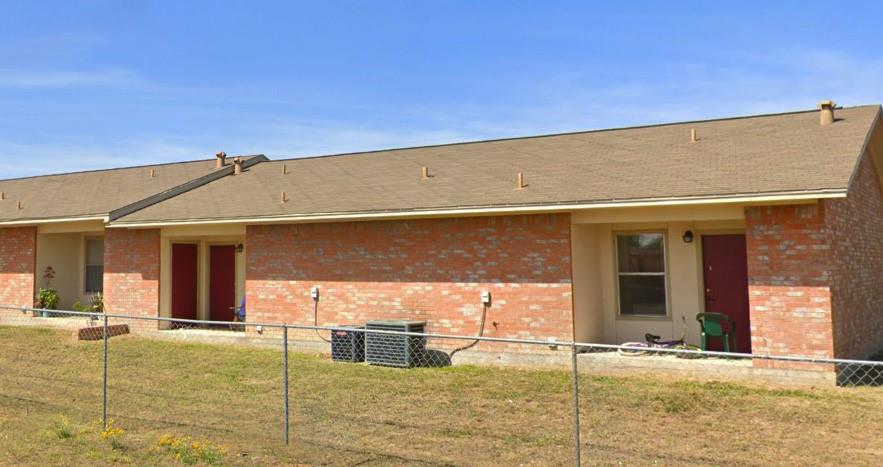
35,220,105,310
571,224,604,343
35,233,81,309
571,205,745,345
159,224,246,322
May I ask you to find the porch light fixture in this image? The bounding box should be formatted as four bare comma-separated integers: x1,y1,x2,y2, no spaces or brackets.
681,230,694,243
235,244,244,253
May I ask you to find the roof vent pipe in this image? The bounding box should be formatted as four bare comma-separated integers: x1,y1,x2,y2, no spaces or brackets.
233,157,243,175
818,100,836,126
216,152,227,169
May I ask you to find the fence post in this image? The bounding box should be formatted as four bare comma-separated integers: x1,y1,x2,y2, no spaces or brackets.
571,344,581,466
102,313,109,429
282,325,289,445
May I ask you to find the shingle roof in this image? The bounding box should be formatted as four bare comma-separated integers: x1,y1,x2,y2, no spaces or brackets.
0,156,264,223
110,105,881,225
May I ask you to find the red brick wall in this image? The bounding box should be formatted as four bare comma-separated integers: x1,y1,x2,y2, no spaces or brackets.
103,228,160,321
746,151,883,362
246,214,574,348
826,153,883,359
745,204,835,359
0,227,36,307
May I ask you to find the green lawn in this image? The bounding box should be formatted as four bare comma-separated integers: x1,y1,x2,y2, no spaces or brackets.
0,325,881,466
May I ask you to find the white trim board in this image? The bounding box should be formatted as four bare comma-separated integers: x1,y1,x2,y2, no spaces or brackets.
106,191,843,228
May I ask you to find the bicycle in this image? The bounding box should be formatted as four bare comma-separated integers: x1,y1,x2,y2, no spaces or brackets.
617,317,701,357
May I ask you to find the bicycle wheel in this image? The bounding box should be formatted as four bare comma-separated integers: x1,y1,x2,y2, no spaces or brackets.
618,342,651,356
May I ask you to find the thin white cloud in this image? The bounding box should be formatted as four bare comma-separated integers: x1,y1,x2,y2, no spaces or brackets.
0,33,104,59
3,47,883,179
252,50,883,159
0,139,208,178
469,48,883,135
249,121,479,157
0,68,140,88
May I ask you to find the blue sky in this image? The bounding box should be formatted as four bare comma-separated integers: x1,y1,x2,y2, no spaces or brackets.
2,1,883,178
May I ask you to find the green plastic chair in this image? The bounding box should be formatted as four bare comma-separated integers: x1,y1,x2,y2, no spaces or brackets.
696,312,736,353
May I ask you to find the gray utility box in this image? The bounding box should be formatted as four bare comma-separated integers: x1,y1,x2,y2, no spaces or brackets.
365,320,427,368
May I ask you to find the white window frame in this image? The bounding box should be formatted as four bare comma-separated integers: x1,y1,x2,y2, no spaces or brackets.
84,236,104,294
614,231,669,318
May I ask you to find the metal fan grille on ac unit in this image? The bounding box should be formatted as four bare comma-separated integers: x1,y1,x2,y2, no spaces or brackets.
365,320,426,367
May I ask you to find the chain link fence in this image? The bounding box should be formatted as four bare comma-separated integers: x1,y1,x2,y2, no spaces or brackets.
1,305,882,465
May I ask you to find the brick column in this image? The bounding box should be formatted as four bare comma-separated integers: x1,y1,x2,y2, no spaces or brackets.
0,227,37,307
103,228,160,326
745,204,834,361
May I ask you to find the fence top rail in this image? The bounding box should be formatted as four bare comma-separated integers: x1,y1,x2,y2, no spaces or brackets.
4,304,883,367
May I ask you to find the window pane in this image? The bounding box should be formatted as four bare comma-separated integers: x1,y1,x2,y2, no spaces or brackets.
86,238,104,265
618,275,666,316
617,233,664,273
85,265,103,293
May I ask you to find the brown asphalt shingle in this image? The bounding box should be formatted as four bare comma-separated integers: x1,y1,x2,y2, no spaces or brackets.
0,159,222,222
112,105,881,224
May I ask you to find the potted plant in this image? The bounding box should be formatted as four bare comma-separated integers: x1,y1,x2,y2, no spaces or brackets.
36,266,60,317
89,292,104,325
89,292,104,313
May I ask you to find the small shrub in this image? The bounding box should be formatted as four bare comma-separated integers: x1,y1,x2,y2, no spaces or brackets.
157,434,226,464
50,416,75,439
74,294,104,315
100,419,126,450
37,287,60,310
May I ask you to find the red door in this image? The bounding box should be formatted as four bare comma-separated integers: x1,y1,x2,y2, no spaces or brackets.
171,243,198,322
209,245,236,322
701,235,751,353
